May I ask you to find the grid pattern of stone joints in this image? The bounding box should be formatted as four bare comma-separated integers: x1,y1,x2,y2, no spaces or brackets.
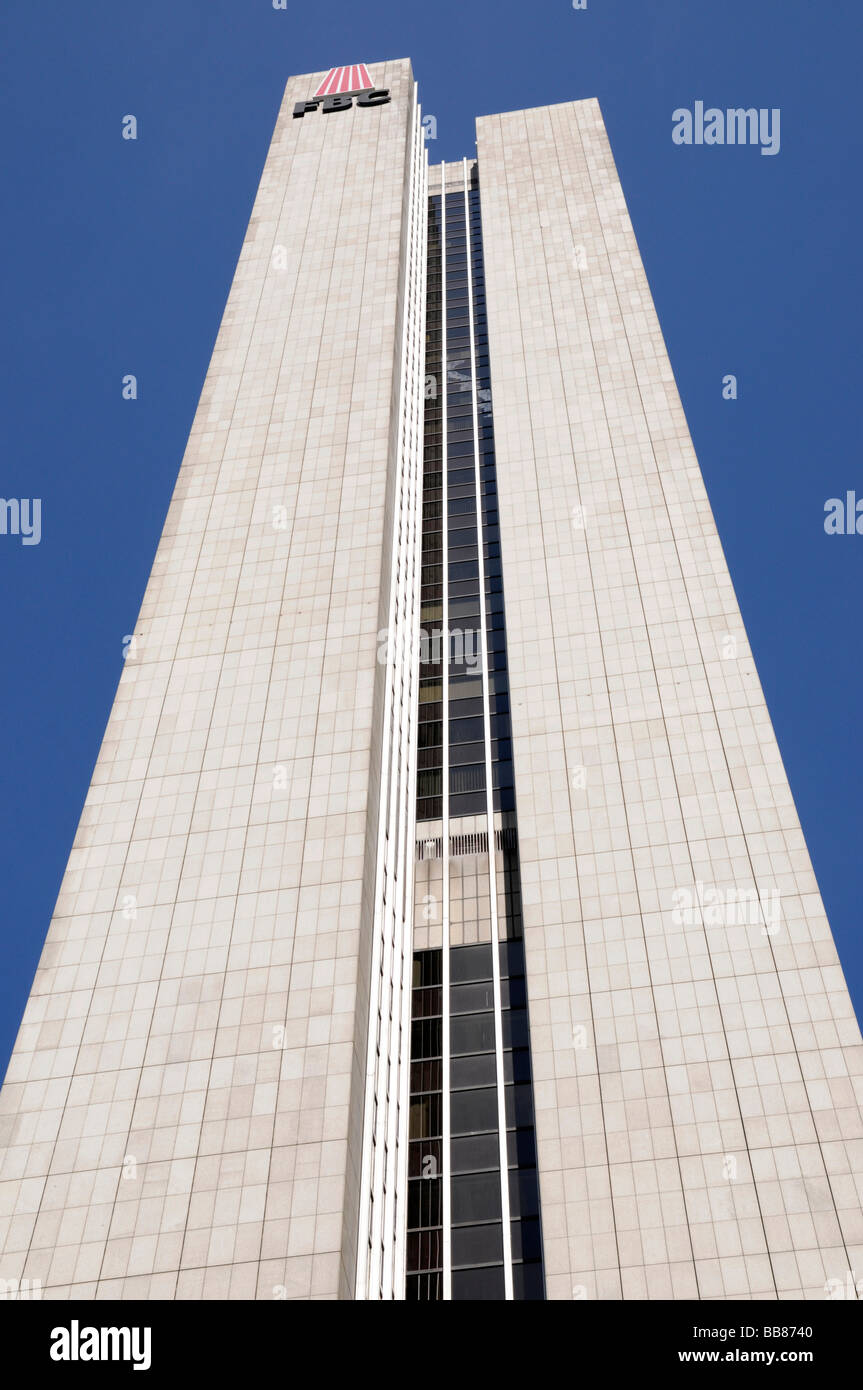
0,59,420,1302
476,96,863,1301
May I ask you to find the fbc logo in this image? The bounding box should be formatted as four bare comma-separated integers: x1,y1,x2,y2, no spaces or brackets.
294,63,390,118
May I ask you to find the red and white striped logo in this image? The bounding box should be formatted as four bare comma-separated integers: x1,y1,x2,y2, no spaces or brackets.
314,64,373,97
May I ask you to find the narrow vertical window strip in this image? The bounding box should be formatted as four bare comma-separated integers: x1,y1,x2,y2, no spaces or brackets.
462,159,514,1298
440,168,452,1303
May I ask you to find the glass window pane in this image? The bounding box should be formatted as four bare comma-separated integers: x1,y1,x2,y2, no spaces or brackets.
450,1133,500,1174
501,1009,529,1049
450,1013,496,1056
506,1127,537,1168
409,1093,442,1140
408,1138,441,1179
510,1217,543,1263
451,1222,504,1269
500,976,526,1009
412,986,442,1019
450,1085,498,1136
450,1052,497,1090
451,1265,505,1301
451,1172,502,1224
511,1262,544,1301
449,943,493,984
407,1177,442,1229
504,1082,535,1128
412,951,442,988
450,980,495,1015
508,1168,540,1219
500,940,525,977
410,1017,442,1060
405,1272,443,1300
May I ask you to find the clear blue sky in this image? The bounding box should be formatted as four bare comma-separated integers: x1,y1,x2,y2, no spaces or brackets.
1,0,860,1077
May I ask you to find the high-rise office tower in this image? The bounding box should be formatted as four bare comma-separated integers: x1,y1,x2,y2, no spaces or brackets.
1,59,861,1303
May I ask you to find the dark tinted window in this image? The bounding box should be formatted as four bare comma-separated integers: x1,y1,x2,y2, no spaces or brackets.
451,1223,504,1268
501,976,526,1009
450,1086,498,1136
510,1217,543,1263
406,1272,443,1300
450,943,493,984
451,981,495,1014
408,1138,441,1179
450,1133,500,1174
450,1052,497,1090
407,1178,442,1228
508,1169,540,1219
410,1018,442,1060
412,952,442,988
504,1082,535,1128
502,1049,533,1085
451,1265,505,1301
409,1093,442,1140
451,1172,502,1224
501,1010,529,1049
500,940,525,976
450,1013,496,1056
511,1262,544,1301
507,1128,537,1168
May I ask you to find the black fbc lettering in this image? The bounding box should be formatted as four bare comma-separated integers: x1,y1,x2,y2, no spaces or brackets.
356,88,390,107
293,89,391,118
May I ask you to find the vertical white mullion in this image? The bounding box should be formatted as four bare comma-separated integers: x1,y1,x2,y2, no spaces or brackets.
440,166,452,1304
394,92,427,1298
388,94,418,1299
356,78,423,1300
463,159,514,1299
387,98,421,1292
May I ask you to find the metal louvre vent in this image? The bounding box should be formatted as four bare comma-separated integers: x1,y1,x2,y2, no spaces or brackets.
416,836,444,861
415,826,518,861
450,832,488,857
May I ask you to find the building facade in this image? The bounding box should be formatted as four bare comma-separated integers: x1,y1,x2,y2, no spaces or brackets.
0,60,861,1302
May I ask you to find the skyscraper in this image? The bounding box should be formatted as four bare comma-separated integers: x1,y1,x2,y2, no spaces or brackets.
0,59,860,1302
